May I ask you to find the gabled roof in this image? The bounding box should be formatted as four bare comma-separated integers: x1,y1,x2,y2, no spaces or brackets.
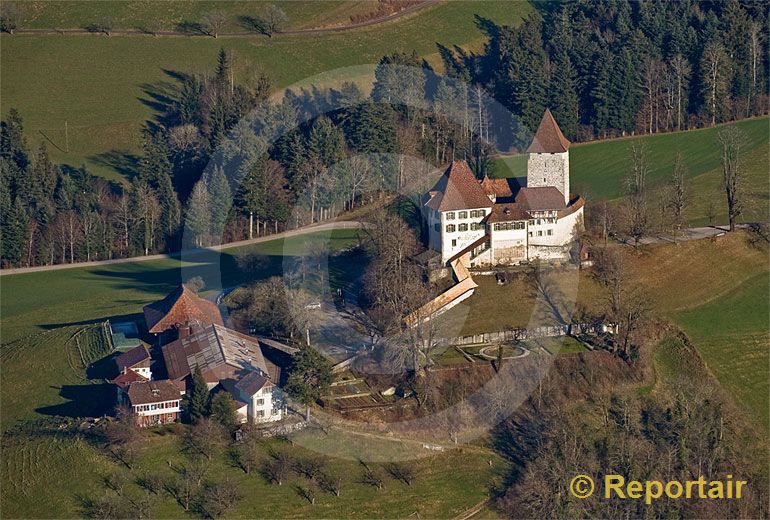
115,344,151,372
481,176,518,200
424,161,493,212
127,380,181,405
111,368,147,390
515,187,567,211
143,284,223,334
526,109,571,154
161,323,269,384
234,371,273,396
485,203,530,223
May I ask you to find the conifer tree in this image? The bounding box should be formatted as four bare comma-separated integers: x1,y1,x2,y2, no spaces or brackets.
188,365,210,423
549,50,579,139
208,165,231,243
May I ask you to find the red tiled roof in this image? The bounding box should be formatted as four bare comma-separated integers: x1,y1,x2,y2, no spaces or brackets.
111,369,147,390
526,109,571,154
115,345,150,372
127,380,181,405
485,203,530,223
424,161,493,212
481,176,516,200
143,284,223,334
515,187,567,211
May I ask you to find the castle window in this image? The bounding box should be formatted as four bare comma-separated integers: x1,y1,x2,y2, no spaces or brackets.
446,224,456,233
515,221,525,230
528,232,533,237
452,239,457,247
445,212,455,220
528,220,535,226
458,211,468,219
543,177,546,182
547,229,553,236
537,219,541,225
537,230,543,237
471,223,481,231
458,223,468,232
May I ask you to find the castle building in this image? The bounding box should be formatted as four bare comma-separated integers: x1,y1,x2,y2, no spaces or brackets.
423,109,584,266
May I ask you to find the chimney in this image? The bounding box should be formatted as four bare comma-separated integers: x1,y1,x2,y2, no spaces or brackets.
179,322,192,338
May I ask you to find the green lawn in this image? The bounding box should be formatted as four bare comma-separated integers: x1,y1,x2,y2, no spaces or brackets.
493,117,770,214
18,1,376,32
674,272,770,431
0,228,361,344
1,430,506,519
1,1,531,181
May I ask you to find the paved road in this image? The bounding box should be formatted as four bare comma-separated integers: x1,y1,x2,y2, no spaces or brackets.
8,1,439,38
0,220,364,276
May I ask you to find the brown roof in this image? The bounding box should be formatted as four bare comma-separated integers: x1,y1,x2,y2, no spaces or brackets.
115,344,151,372
111,369,147,390
127,380,181,405
234,371,273,396
161,324,270,384
485,203,530,223
424,161,493,212
515,187,567,211
526,109,571,154
143,284,223,334
481,176,516,200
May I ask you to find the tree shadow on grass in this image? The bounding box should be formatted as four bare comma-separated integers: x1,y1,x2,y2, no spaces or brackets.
176,21,207,36
238,15,268,36
89,150,141,181
36,383,116,419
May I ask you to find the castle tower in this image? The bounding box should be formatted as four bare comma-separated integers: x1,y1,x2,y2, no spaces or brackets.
526,109,571,205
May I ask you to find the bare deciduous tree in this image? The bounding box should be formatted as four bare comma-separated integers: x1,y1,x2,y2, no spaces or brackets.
624,143,650,247
261,4,288,37
718,126,746,231
201,10,227,38
667,152,687,233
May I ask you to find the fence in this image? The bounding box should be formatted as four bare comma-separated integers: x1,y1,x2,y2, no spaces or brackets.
437,322,610,347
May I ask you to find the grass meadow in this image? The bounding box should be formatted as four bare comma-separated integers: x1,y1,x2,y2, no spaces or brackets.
19,1,377,32
494,116,770,224
0,1,530,181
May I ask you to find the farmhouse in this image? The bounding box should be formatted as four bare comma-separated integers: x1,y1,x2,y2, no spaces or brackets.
113,344,152,380
161,323,285,423
423,109,585,266
143,283,224,343
120,380,182,427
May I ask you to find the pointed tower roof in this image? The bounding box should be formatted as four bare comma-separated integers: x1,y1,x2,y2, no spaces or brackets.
424,161,493,212
143,284,223,334
526,108,571,154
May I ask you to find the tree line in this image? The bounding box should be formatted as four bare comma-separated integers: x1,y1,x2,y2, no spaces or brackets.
462,0,768,143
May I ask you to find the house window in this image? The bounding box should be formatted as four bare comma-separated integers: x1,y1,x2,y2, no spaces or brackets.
528,220,535,226
478,209,486,217
271,408,279,415
445,212,455,220
547,229,553,236
451,239,457,247
446,224,456,233
515,222,525,230
537,230,543,237
470,223,481,231
458,223,468,232
257,410,264,417
528,232,533,237
458,211,468,219
469,210,477,218
257,398,264,406
537,219,541,225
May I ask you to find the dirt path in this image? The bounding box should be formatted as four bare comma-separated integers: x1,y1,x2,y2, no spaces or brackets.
0,220,364,277
7,1,439,38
